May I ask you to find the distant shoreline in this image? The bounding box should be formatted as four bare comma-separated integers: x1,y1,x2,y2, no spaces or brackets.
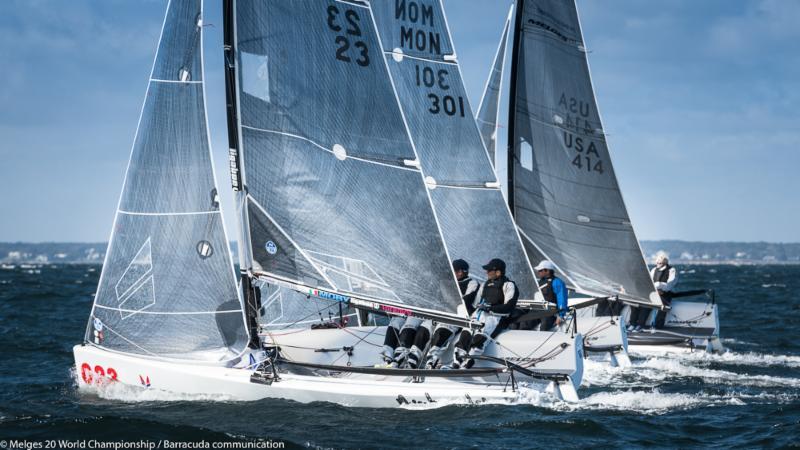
2,241,799,265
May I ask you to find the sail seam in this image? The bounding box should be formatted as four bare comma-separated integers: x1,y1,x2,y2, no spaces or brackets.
240,125,419,172
150,78,203,84
382,51,457,66
94,304,243,315
117,210,218,216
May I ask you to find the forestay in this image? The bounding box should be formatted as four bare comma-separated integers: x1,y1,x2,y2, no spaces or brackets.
476,5,513,170
85,0,250,362
230,0,463,317
371,0,537,299
507,0,660,306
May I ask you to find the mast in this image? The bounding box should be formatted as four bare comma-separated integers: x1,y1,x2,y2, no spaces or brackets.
506,0,525,216
223,0,260,348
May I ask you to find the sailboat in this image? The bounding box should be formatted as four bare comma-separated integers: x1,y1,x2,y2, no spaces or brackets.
74,0,584,407
478,0,722,355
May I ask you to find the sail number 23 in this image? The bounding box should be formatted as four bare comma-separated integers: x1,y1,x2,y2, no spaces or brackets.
326,5,370,67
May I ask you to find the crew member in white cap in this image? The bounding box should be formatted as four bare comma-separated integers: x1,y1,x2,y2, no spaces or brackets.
628,252,678,331
534,260,569,331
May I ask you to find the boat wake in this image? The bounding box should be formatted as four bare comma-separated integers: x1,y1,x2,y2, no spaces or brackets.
581,351,800,391
71,368,235,403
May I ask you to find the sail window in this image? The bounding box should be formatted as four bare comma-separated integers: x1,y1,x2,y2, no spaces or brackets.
553,114,564,125
577,215,591,223
332,144,347,161
179,68,191,82
241,51,271,103
520,140,533,171
196,240,214,259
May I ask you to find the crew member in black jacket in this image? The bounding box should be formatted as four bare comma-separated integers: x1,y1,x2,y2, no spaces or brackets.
451,258,519,369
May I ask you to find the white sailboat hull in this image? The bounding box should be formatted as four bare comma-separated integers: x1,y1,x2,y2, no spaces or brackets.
627,299,724,355
573,309,631,368
74,326,583,408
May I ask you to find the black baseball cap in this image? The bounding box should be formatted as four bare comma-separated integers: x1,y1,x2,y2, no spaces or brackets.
482,258,506,272
452,259,469,272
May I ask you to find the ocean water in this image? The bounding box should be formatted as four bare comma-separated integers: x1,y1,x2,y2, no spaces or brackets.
0,264,799,448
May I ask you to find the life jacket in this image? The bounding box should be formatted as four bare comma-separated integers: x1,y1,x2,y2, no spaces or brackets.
481,276,513,306
652,264,671,283
457,276,473,295
539,275,558,305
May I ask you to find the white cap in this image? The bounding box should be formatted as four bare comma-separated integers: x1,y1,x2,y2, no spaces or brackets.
534,260,556,271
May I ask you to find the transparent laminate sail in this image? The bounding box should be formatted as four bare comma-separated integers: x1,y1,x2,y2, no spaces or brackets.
371,0,537,299
476,5,513,170
231,0,463,317
508,0,659,306
85,0,249,362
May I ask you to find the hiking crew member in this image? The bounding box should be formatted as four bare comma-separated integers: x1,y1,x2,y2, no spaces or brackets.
451,258,518,369
628,253,679,331
409,259,479,369
651,253,678,328
534,260,568,331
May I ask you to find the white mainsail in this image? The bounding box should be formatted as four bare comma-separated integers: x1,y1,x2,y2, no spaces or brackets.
85,0,249,362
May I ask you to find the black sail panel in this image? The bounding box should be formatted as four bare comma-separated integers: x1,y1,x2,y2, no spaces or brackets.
509,0,659,306
233,0,462,314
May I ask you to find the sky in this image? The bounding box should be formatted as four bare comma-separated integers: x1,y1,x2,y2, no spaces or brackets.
0,0,798,243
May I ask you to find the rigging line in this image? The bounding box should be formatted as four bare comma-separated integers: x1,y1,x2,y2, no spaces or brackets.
331,324,382,365
382,51,458,66
93,304,242,315
240,125,419,172
118,210,218,216
150,78,203,84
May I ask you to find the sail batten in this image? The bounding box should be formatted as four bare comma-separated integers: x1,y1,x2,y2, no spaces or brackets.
507,0,659,306
85,0,249,362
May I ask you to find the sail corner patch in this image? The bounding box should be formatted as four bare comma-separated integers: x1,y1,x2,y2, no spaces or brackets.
332,144,347,161
425,176,437,189
391,48,404,62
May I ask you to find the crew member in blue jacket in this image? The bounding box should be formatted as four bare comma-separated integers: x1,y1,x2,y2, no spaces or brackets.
534,260,568,330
